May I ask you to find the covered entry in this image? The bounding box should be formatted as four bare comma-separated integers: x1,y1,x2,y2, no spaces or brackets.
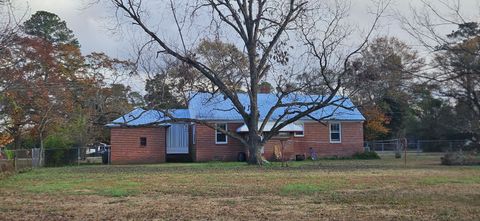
166,123,189,154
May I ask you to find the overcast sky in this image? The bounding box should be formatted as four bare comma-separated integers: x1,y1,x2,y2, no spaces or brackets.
12,0,480,93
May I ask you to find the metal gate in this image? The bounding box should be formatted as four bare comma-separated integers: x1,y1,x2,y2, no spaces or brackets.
32,148,42,167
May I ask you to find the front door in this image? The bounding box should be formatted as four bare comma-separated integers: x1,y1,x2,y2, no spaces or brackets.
166,124,189,154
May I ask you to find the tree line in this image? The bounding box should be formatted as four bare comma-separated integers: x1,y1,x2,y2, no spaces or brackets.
1,0,479,162
0,10,140,150
112,0,479,158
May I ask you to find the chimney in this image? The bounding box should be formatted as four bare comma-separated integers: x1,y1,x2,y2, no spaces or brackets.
259,82,272,93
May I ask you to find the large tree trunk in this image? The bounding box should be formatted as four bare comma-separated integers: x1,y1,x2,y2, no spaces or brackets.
247,132,263,165
13,129,21,150
248,145,263,165
8,124,22,150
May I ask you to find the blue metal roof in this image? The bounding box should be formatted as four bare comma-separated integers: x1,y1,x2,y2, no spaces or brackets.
106,108,190,127
108,92,364,127
188,92,365,121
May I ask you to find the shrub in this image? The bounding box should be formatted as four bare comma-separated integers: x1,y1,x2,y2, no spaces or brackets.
441,150,480,165
318,155,350,160
352,151,381,160
44,148,78,167
44,134,73,149
395,151,402,159
43,133,77,167
4,150,15,160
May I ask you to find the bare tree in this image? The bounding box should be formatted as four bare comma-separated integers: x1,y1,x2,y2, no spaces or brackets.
0,0,24,68
400,0,471,51
107,0,389,165
0,1,16,47
401,0,480,142
0,0,27,142
139,38,249,108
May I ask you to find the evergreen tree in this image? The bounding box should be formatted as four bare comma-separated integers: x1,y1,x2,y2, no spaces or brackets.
23,10,79,47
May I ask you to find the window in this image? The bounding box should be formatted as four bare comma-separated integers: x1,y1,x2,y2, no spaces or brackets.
215,123,228,144
294,122,304,137
277,132,290,137
329,123,341,143
140,137,147,147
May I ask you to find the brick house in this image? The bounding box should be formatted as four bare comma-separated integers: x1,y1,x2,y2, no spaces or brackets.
107,93,365,164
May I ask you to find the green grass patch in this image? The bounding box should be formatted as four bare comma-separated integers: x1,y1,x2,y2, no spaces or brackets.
98,188,139,197
1,168,143,197
24,181,76,193
1,153,480,220
22,180,142,197
419,176,480,185
352,151,381,159
280,182,338,195
143,161,246,169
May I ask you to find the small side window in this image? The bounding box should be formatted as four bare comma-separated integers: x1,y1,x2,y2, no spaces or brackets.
294,122,305,137
329,123,341,143
215,123,228,144
140,137,147,147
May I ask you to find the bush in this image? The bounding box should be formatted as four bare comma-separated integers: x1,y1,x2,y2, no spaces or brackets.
441,150,480,165
318,155,351,160
352,151,381,160
44,134,73,149
42,133,77,167
44,148,78,167
395,151,402,159
317,151,381,160
4,150,15,160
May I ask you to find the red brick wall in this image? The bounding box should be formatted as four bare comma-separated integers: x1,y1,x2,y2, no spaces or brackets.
290,122,364,158
110,127,166,164
194,123,246,162
193,121,364,162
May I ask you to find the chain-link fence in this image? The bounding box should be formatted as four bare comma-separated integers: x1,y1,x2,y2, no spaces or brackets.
1,139,478,172
365,139,476,153
365,139,480,165
0,147,111,172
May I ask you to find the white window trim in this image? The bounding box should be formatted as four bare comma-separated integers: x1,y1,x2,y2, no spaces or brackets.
329,122,342,143
215,123,228,144
294,122,305,137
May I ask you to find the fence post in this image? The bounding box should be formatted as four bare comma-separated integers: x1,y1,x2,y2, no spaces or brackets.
77,147,80,166
31,150,34,168
40,148,44,167
381,143,384,152
404,138,407,166
13,151,16,171
416,141,420,154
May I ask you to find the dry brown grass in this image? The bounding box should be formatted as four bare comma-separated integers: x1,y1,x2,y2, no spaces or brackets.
0,153,479,220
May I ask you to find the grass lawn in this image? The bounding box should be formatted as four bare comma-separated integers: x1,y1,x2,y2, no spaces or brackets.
0,153,479,220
